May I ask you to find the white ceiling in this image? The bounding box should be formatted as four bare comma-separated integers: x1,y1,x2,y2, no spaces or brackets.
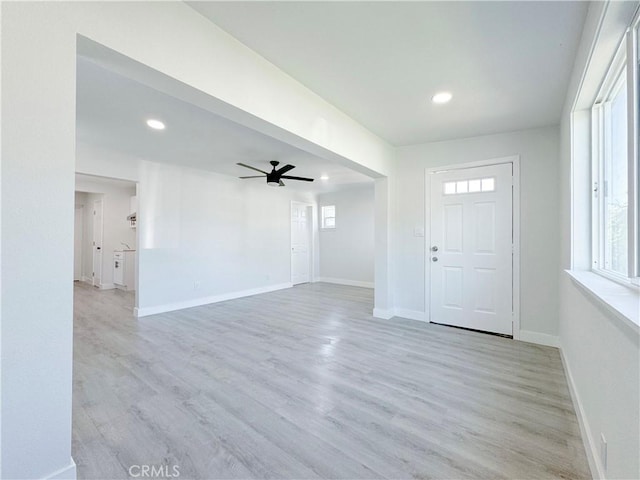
188,1,589,146
76,57,373,193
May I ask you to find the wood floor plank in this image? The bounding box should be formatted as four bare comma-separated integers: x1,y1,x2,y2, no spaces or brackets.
73,282,590,479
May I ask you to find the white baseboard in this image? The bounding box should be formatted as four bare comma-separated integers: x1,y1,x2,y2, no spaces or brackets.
518,330,560,347
373,307,428,322
372,308,394,320
393,308,427,322
45,459,76,480
560,346,602,479
315,277,374,289
135,283,293,317
98,283,115,290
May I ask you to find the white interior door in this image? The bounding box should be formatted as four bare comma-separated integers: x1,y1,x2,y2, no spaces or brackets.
74,205,84,281
429,163,513,335
92,199,103,287
291,203,311,285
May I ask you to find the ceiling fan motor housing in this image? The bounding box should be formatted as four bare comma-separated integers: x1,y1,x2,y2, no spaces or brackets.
266,171,281,186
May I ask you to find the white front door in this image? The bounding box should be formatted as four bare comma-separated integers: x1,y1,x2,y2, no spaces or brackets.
429,163,513,335
291,202,311,285
92,199,103,287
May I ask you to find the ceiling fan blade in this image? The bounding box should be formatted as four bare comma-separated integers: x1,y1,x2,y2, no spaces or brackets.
280,175,314,182
239,176,264,179
275,164,295,175
279,180,285,186
237,162,268,174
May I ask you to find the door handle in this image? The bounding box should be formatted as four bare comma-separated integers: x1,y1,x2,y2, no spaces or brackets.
432,257,438,262
431,246,438,252
97,247,101,250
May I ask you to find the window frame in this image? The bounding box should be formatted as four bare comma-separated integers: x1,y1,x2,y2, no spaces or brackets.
320,205,336,230
630,13,640,285
591,14,640,287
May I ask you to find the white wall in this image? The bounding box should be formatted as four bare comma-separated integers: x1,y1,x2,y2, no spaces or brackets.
137,162,316,314
76,145,317,315
317,185,375,287
2,4,76,478
392,126,560,337
75,180,136,288
558,3,640,479
0,2,391,477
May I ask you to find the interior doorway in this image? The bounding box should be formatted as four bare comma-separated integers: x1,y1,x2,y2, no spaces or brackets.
74,174,139,312
92,199,104,287
74,205,84,281
426,157,520,337
291,201,313,285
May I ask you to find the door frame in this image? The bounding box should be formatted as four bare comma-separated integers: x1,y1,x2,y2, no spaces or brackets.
290,201,315,285
424,155,521,340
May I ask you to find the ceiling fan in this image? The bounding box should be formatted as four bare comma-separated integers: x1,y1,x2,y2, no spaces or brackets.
237,160,314,187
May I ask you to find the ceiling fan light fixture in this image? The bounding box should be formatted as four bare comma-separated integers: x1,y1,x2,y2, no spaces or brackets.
267,179,280,187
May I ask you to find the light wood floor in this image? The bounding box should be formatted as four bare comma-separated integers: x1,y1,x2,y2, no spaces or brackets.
72,282,589,479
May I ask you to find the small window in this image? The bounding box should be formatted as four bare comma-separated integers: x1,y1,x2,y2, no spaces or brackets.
321,205,335,229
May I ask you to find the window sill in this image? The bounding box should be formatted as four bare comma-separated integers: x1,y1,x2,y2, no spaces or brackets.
565,270,639,333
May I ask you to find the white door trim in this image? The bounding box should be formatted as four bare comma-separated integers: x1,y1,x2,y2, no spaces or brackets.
290,201,314,284
424,155,521,340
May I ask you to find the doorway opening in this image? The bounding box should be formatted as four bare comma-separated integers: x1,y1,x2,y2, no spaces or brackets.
74,173,139,313
291,201,314,285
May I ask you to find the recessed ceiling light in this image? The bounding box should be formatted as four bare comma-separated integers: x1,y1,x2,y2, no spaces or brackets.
431,92,453,104
146,119,165,130
320,175,329,181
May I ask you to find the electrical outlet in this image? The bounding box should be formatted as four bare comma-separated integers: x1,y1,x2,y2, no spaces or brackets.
600,433,607,470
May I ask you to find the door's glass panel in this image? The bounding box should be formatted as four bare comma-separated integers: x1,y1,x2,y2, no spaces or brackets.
444,182,456,194
481,177,495,192
468,179,481,192
443,177,495,194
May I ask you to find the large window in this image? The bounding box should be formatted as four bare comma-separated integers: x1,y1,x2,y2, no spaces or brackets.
592,14,640,284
